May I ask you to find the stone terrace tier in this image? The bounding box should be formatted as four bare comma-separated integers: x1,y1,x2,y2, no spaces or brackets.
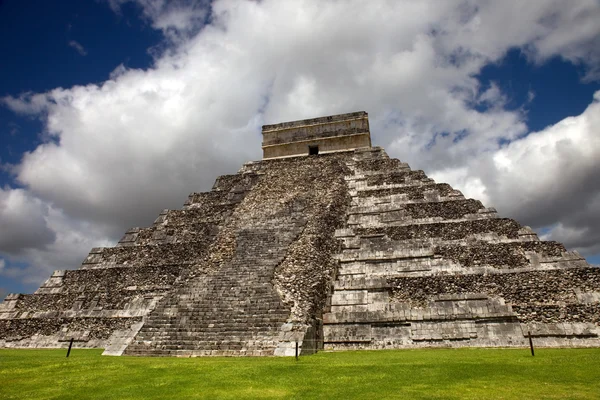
323,147,600,350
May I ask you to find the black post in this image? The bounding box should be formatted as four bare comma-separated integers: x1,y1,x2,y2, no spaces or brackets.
66,338,74,358
295,341,298,361
528,331,534,356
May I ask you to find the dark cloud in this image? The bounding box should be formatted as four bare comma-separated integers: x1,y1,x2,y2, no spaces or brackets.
0,189,55,254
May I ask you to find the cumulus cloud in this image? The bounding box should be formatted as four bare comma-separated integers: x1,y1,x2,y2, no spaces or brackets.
432,91,600,255
437,0,600,80
0,204,115,286
2,0,600,290
107,0,211,41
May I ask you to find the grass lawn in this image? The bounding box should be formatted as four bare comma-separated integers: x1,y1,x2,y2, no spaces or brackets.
1,347,599,399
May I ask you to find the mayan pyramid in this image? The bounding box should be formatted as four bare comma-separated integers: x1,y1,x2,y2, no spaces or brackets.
1,111,599,356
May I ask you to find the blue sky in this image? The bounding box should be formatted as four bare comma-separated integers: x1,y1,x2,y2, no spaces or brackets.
0,0,160,177
1,0,600,297
477,49,599,132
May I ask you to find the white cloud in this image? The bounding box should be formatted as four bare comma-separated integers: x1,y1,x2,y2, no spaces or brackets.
477,83,507,109
107,0,211,42
2,0,600,289
439,91,600,255
68,40,88,56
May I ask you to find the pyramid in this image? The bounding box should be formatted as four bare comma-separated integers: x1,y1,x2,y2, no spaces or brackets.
1,111,598,356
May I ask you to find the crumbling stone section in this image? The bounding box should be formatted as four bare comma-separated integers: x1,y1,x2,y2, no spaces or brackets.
434,241,567,269
404,199,485,219
13,266,182,313
211,172,261,193
100,241,215,267
164,207,233,225
272,157,351,324
356,219,522,241
391,269,600,305
15,293,80,313
357,183,454,199
355,157,405,172
0,317,142,342
512,304,600,324
61,266,182,291
120,223,217,247
389,268,600,322
365,170,427,186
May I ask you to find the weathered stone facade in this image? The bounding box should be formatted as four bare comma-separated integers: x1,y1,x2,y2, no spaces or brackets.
323,147,599,349
262,111,371,159
1,112,598,355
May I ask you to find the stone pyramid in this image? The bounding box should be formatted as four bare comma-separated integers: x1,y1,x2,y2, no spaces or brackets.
1,111,599,356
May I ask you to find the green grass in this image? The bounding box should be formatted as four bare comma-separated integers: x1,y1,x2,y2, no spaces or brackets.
1,348,599,399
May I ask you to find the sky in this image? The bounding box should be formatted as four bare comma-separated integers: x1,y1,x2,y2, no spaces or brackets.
1,0,599,297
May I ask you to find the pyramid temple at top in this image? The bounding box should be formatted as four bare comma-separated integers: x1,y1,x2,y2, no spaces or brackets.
1,111,599,356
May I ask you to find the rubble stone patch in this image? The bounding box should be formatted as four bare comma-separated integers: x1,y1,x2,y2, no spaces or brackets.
365,170,427,186
0,317,142,341
434,241,567,268
513,304,600,324
389,268,600,322
357,183,454,199
356,219,522,241
101,241,215,268
355,157,405,171
405,199,485,219
272,156,351,323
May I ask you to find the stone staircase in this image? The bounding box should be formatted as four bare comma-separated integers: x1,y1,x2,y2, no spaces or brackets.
124,213,306,356
122,154,351,356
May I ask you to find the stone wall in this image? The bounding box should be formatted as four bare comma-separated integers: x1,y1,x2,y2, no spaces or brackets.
262,111,369,145
262,134,371,160
262,111,371,159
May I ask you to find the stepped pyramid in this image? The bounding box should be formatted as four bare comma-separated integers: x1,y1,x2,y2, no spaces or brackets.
1,111,599,356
